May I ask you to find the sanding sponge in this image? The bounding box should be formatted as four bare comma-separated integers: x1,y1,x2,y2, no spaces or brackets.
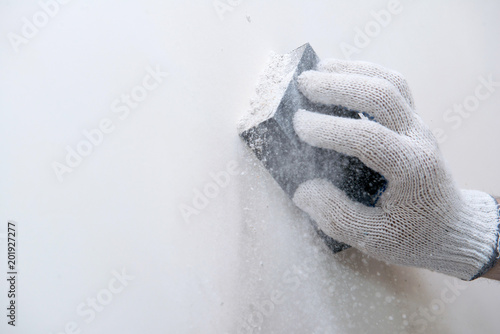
238,43,387,253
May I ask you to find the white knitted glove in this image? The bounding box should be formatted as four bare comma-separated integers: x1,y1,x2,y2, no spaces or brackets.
292,59,500,280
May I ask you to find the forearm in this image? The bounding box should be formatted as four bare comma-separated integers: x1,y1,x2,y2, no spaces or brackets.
482,261,500,280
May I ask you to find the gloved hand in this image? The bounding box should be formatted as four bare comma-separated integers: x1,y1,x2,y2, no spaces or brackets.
292,59,500,280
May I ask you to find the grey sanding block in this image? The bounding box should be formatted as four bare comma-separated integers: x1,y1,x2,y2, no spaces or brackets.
238,43,387,253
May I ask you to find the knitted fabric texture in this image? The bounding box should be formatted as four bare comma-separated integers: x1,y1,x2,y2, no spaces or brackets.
292,59,500,281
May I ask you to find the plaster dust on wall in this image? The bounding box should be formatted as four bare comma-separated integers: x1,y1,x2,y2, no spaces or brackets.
231,144,429,333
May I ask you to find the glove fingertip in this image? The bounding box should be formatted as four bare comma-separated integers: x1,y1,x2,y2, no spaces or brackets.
292,109,330,148
296,70,324,95
292,109,311,136
317,59,349,73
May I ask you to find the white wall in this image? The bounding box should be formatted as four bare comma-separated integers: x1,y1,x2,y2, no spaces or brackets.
1,1,500,333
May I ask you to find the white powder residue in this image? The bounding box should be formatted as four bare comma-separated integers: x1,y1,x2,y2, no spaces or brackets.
238,52,295,133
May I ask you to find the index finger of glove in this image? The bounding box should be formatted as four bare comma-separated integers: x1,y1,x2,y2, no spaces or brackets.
318,59,415,109
297,70,415,135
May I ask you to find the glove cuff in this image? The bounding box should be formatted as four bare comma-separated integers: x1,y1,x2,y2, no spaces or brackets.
444,190,500,280
469,195,500,280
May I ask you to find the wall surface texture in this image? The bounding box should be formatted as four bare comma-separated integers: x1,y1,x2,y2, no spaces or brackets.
1,1,500,333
